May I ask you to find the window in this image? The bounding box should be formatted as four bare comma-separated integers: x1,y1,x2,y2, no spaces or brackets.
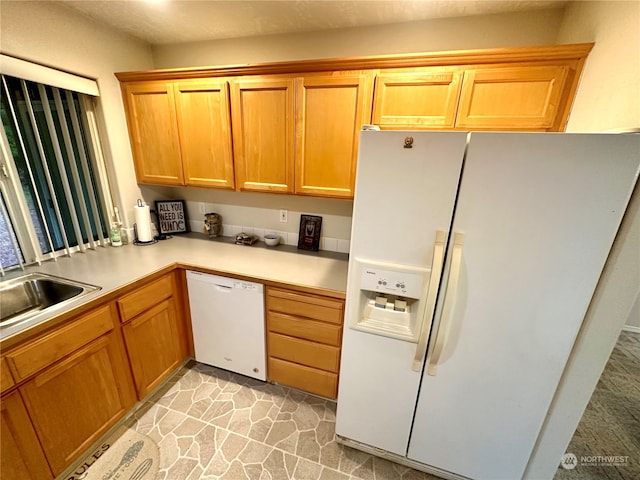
0,71,112,272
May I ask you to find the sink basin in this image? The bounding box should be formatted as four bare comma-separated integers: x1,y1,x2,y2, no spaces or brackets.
0,273,101,331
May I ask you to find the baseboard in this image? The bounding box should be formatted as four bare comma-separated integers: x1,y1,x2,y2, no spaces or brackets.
622,325,640,333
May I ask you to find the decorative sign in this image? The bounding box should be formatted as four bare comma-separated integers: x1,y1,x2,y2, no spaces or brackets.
298,214,322,251
155,200,188,234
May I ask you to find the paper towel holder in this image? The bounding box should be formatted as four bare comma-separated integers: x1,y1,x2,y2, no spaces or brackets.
133,222,158,246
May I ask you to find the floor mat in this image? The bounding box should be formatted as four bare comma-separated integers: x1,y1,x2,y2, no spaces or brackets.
65,426,159,480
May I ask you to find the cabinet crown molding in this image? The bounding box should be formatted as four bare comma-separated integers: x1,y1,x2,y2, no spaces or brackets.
115,43,594,82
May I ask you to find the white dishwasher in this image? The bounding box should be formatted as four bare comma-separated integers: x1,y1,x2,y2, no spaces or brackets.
186,270,266,381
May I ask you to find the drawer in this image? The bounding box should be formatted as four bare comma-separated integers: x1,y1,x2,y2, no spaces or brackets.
118,274,173,322
268,332,340,372
267,312,342,346
1,356,15,392
267,288,343,325
6,304,114,382
268,357,338,399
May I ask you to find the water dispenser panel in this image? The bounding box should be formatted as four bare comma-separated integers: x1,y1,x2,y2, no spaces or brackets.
360,266,424,299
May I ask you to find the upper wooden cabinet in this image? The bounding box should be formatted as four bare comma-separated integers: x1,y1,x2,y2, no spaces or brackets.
456,65,568,130
122,79,235,189
372,69,463,129
123,81,184,185
295,73,373,198
175,79,235,189
117,43,593,197
230,73,372,198
230,77,295,193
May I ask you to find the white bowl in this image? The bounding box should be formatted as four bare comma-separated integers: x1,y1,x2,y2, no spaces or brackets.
264,234,280,247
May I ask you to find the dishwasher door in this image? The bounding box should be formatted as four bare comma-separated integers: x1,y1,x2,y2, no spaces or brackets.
186,270,266,380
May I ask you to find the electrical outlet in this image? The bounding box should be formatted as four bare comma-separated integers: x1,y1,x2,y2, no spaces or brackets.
279,209,288,223
198,202,206,214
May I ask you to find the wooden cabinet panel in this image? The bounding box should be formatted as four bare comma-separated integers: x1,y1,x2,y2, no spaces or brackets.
6,304,113,382
269,357,338,399
122,298,181,398
267,312,342,346
266,286,344,399
175,79,235,189
456,65,568,130
1,390,53,480
123,82,184,185
295,73,373,198
373,70,463,129
268,332,340,372
1,357,15,393
267,287,343,324
20,333,135,476
230,78,295,193
117,274,173,322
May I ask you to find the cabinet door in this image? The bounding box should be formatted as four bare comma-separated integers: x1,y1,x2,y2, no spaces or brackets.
230,78,295,193
372,70,462,129
1,391,53,480
175,79,235,189
456,65,568,130
295,73,373,198
123,298,181,398
20,333,135,476
123,81,184,185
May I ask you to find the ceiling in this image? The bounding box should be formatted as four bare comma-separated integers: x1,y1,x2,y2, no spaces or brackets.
53,0,567,45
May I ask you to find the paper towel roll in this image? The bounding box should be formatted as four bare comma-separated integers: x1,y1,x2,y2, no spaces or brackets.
134,201,153,242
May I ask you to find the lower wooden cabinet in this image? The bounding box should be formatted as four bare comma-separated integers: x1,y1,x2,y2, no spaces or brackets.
1,390,53,480
123,298,182,398
118,271,189,399
20,331,135,476
266,287,344,399
0,268,190,479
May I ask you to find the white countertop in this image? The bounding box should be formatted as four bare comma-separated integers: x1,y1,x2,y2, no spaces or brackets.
1,234,349,344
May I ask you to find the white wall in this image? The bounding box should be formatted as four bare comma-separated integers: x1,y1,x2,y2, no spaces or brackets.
153,8,564,67
558,1,640,132
141,185,353,251
0,1,154,227
525,2,640,477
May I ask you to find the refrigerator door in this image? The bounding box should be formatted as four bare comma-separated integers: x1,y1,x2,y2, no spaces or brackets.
336,131,467,455
408,133,640,479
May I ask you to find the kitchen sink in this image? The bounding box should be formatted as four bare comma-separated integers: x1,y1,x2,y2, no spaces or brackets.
0,273,101,331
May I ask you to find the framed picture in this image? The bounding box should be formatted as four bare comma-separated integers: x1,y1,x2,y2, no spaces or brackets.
155,200,189,235
298,214,322,251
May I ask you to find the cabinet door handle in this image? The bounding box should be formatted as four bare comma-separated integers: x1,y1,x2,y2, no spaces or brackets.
426,232,464,376
412,230,446,371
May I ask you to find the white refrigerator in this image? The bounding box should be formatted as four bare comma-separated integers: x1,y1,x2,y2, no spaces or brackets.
335,131,640,479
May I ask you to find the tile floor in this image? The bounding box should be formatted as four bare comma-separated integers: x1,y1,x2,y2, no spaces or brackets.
95,331,638,480
125,362,439,480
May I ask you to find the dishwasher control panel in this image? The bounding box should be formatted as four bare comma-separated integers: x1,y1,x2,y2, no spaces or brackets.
233,281,261,291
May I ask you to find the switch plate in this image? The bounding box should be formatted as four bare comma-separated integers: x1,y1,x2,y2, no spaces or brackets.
198,202,206,214
279,209,288,223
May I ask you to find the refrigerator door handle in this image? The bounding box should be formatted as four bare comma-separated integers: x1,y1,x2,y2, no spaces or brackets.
426,232,465,376
412,230,447,372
